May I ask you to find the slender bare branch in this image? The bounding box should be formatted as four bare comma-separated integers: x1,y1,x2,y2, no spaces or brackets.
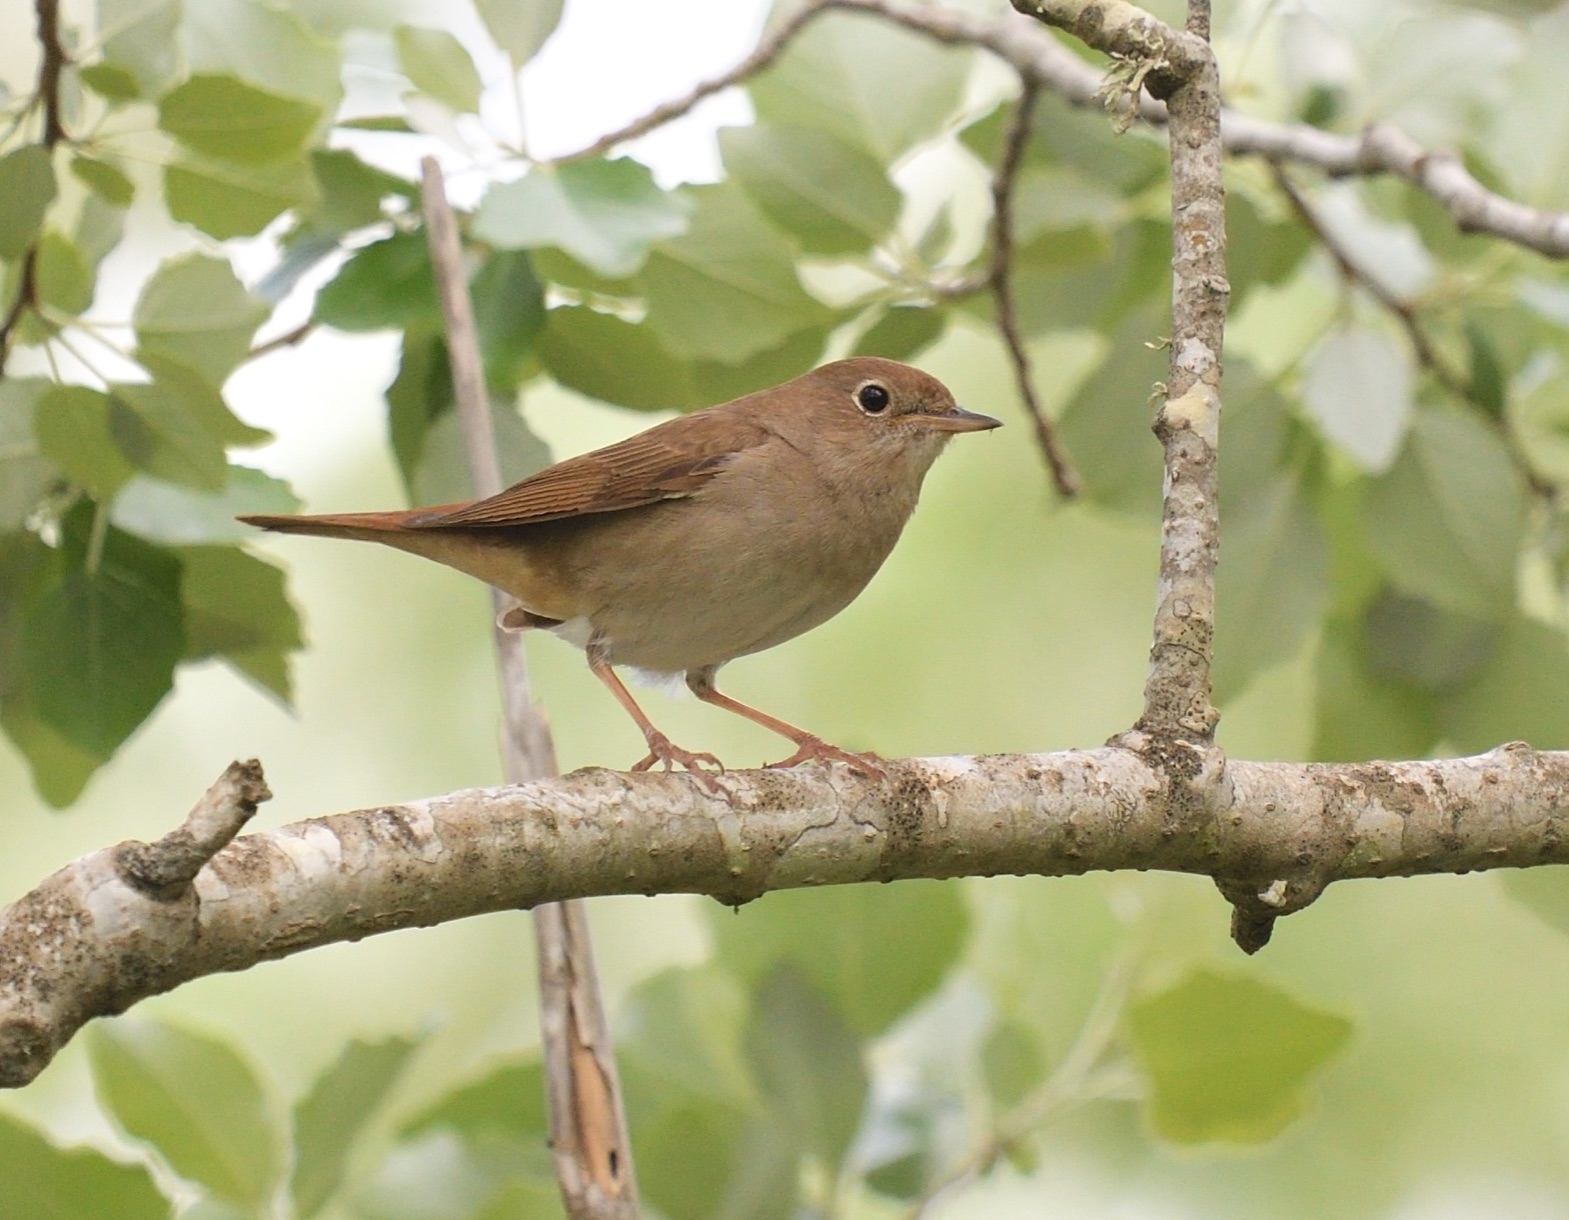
419,160,639,1218
1270,164,1558,506
1270,165,1466,398
549,0,837,165
34,0,67,147
547,0,1569,262
0,0,70,374
6,743,1568,1088
247,319,318,361
988,79,1081,498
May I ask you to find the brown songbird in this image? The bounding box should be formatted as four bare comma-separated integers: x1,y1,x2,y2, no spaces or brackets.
241,357,999,782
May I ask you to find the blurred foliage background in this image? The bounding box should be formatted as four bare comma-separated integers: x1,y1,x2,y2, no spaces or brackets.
6,0,1569,1216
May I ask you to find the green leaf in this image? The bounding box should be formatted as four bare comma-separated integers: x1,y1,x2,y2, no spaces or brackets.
1214,470,1327,703
710,879,967,1037
1127,970,1352,1144
633,1105,795,1220
301,148,414,236
135,253,269,387
981,1021,1047,1121
89,1019,282,1208
1361,589,1496,693
750,10,972,162
1300,323,1414,472
74,194,129,274
401,1059,549,1147
620,966,757,1113
34,230,95,315
473,160,692,279
959,90,1166,195
292,1036,422,1218
159,75,323,164
692,325,830,405
394,25,483,112
33,384,136,499
745,966,867,1168
1226,187,1311,309
314,230,439,332
351,1131,529,1220
1055,302,1167,517
182,0,342,121
851,305,945,362
470,1177,567,1220
23,515,185,756
0,146,57,260
1466,319,1507,419
474,0,564,66
719,124,901,255
640,182,835,363
337,115,417,133
1483,7,1569,208
113,465,300,545
1311,614,1439,763
411,404,552,507
1364,406,1526,618
77,62,142,103
134,356,273,450
470,249,547,391
180,1197,253,1220
538,306,828,415
387,328,454,491
70,155,136,206
99,0,180,97
0,378,58,530
0,1111,169,1220
178,545,302,702
1441,617,1569,752
165,154,321,240
109,357,270,492
1007,219,1169,338
0,531,104,807
527,246,641,297
1500,867,1569,939
537,307,700,412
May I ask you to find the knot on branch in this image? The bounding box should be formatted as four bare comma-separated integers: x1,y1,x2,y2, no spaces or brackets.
114,760,270,896
1214,875,1327,954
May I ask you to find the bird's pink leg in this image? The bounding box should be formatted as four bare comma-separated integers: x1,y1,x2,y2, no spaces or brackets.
587,645,724,790
685,668,886,779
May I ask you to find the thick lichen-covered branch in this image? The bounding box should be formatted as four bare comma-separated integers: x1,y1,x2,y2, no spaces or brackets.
5,745,1569,1087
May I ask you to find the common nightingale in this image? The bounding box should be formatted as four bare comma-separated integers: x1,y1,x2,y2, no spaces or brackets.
241,356,999,782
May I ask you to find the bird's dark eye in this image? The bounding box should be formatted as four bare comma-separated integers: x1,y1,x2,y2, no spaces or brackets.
857,383,890,414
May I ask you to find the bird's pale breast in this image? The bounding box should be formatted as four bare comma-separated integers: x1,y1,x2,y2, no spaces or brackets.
513,433,926,675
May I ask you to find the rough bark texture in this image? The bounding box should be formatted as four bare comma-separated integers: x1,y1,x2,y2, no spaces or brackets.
5,745,1568,1087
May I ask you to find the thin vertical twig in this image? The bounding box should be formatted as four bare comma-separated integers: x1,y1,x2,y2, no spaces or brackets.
419,158,640,1219
0,0,70,374
989,77,1081,498
1015,0,1228,740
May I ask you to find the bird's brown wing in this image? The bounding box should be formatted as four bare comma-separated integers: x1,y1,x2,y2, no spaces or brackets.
408,406,773,529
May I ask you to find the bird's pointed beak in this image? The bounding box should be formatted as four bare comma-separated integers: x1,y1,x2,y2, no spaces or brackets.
916,405,1003,433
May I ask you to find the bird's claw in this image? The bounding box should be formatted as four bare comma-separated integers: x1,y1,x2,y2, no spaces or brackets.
631,733,726,792
768,736,886,780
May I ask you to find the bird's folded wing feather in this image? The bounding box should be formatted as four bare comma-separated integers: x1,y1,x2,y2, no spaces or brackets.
407,409,774,529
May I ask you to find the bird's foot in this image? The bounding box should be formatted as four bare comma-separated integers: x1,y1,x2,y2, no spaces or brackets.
768,736,886,780
631,733,726,792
